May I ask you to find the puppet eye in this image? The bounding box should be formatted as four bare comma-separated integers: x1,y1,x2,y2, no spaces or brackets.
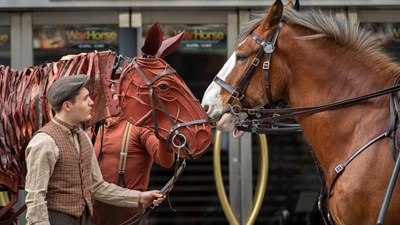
157,82,169,90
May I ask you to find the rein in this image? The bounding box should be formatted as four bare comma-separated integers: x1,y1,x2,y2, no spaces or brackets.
239,83,400,133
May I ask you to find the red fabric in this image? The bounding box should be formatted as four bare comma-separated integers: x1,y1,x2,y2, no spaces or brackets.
94,117,171,190
92,117,172,225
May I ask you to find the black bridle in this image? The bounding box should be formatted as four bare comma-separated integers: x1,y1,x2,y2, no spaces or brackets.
213,21,285,115
212,21,301,133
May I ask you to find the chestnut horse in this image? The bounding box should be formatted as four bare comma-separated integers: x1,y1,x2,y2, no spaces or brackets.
0,22,211,224
202,0,400,224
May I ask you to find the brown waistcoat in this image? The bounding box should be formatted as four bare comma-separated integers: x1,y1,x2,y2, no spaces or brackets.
38,121,93,217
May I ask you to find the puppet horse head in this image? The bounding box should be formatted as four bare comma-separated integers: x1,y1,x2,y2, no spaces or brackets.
119,22,212,159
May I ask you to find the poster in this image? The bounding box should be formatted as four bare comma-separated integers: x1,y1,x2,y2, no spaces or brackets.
33,24,118,64
143,24,227,54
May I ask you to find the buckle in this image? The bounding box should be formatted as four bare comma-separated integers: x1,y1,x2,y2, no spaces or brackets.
252,58,260,66
335,165,344,173
231,91,243,100
263,61,270,70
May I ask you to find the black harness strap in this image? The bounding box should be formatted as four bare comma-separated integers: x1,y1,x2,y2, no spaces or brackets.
215,21,286,114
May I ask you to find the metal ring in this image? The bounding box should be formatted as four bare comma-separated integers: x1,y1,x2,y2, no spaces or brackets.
214,130,269,225
231,105,241,114
171,132,187,149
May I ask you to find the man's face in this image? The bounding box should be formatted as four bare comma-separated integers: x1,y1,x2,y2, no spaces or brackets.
69,87,94,123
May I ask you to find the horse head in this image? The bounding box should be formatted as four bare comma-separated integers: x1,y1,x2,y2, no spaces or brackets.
202,0,289,136
202,1,400,223
118,22,212,159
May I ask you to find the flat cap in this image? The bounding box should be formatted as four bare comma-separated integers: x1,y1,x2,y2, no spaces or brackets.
48,75,89,108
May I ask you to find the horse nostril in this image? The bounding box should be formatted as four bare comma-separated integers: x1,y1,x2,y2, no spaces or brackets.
203,105,210,114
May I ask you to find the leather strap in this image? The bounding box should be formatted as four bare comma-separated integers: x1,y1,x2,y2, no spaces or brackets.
118,122,132,188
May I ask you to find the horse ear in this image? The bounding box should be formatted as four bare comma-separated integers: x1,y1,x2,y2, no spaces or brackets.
262,0,283,29
294,0,300,11
156,31,184,58
141,22,163,56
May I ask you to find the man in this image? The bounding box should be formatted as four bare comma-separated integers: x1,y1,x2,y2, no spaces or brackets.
25,75,164,225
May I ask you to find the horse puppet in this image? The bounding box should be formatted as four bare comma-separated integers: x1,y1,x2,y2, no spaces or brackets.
0,22,211,224
202,0,400,224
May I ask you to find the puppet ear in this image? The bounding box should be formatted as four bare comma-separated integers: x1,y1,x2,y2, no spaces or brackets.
286,0,300,10
156,32,184,58
286,1,294,8
141,22,163,56
261,0,283,30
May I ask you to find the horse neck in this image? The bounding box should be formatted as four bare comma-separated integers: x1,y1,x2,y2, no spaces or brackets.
276,25,400,173
42,51,118,130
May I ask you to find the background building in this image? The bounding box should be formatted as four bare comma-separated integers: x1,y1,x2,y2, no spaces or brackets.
0,0,399,224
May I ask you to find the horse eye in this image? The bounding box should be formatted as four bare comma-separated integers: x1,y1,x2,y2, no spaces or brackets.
158,83,169,90
236,54,247,62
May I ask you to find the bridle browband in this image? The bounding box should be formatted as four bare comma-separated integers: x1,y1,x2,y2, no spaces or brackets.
212,18,400,225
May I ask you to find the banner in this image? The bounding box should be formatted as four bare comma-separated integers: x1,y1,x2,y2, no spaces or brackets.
143,24,227,54
33,24,118,64
33,24,118,50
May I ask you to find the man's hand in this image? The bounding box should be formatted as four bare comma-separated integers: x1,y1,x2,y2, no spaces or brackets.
139,190,165,206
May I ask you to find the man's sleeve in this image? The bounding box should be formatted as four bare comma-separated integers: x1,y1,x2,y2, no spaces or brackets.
25,133,57,225
90,150,140,208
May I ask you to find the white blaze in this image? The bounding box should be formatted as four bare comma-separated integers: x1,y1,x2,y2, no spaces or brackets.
202,52,236,119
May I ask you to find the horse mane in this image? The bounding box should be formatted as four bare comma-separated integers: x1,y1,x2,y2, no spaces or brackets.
239,7,400,79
